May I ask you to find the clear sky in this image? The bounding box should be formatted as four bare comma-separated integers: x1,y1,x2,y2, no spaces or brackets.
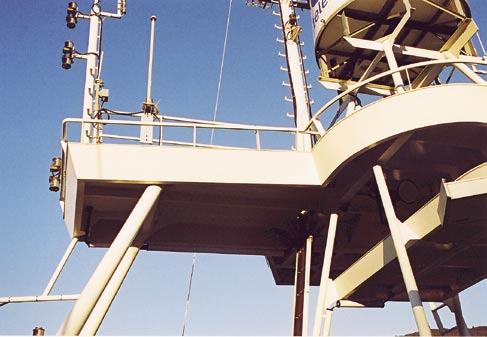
0,0,486,335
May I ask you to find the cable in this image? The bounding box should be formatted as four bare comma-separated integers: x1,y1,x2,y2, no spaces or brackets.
210,0,234,145
181,253,197,336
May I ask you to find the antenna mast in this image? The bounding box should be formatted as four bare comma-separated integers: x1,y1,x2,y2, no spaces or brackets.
140,16,159,144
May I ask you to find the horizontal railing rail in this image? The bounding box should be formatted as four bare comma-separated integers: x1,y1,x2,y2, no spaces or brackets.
305,58,487,132
62,118,321,151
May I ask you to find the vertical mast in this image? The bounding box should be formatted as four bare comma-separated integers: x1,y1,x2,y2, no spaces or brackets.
81,0,102,143
140,16,158,144
279,0,312,152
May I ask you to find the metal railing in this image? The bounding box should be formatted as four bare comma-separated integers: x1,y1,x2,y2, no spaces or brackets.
62,118,320,151
62,59,486,150
305,58,487,132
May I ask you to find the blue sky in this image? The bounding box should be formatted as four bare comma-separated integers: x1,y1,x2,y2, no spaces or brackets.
0,0,486,335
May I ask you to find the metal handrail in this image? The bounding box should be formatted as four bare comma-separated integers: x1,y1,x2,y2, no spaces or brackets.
304,58,487,132
62,118,320,150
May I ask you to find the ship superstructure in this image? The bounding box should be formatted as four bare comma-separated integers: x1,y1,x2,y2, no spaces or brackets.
1,0,486,336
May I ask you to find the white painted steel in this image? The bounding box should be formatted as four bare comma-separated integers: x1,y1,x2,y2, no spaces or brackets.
79,246,140,336
140,16,157,143
303,235,313,336
145,13,156,97
373,166,431,337
0,295,79,304
312,84,487,184
81,1,101,143
58,185,162,335
42,238,78,296
310,0,350,39
312,214,338,336
308,59,487,130
333,163,487,303
279,0,312,152
383,41,405,92
321,309,333,337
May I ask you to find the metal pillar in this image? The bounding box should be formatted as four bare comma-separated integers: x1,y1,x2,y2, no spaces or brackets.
430,302,447,335
81,1,102,143
58,185,162,335
292,235,313,336
79,246,140,336
140,16,157,143
292,248,306,336
278,0,312,152
312,214,338,336
321,308,333,337
448,295,471,336
43,238,78,296
373,166,431,336
302,235,313,336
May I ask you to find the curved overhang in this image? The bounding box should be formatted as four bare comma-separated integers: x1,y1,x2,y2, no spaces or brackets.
312,84,487,186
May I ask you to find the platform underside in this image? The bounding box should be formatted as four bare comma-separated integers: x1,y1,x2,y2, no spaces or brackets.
314,0,472,87
61,84,487,306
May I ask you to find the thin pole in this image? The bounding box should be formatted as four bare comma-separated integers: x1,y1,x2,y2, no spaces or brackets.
146,16,157,103
373,166,431,336
42,238,78,296
302,235,313,336
79,246,140,336
312,214,338,336
57,185,162,335
141,16,157,143
0,295,79,304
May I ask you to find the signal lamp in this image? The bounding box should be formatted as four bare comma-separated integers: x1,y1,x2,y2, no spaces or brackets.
62,54,73,69
49,175,60,192
63,40,75,54
62,41,75,69
119,0,127,14
66,14,78,29
50,157,62,173
67,2,78,14
66,2,78,29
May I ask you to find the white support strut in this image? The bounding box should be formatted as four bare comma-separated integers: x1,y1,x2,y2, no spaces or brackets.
79,246,140,336
57,185,162,336
42,238,78,296
373,166,431,337
312,214,338,336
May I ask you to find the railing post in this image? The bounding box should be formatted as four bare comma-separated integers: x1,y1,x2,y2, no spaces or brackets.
255,130,261,150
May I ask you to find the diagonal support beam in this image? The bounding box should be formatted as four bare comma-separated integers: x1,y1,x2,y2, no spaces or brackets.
43,238,78,296
79,246,140,336
373,166,431,336
57,185,162,336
